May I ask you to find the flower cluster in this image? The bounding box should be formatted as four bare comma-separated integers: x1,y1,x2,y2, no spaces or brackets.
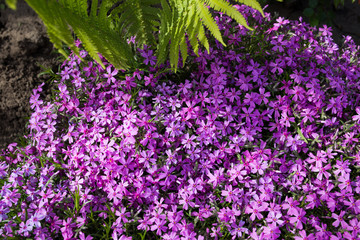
1,5,360,240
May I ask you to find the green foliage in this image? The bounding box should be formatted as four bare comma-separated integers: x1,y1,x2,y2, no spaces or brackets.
6,0,263,72
5,0,16,10
25,0,135,70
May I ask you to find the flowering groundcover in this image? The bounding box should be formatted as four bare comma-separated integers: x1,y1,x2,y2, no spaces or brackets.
1,5,360,240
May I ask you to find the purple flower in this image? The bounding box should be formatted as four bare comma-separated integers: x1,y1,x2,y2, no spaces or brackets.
141,49,157,66
294,230,315,240
230,221,248,238
28,208,46,229
289,209,307,230
245,201,267,221
332,211,348,229
103,65,118,84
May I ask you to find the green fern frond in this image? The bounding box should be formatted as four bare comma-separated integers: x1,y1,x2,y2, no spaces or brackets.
25,0,134,70
20,0,264,73
168,0,185,70
5,0,17,10
234,0,265,17
204,0,253,30
110,0,161,47
25,0,77,56
195,0,226,46
157,0,263,71
156,0,172,64
186,6,201,55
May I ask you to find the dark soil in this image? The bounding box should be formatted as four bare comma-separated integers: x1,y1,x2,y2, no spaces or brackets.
0,0,61,149
0,0,360,149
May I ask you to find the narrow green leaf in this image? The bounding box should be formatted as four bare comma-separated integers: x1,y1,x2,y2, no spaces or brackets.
196,0,225,46
179,36,188,66
5,0,17,10
204,0,252,31
297,127,308,144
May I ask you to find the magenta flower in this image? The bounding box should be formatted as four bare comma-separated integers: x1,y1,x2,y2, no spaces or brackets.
137,216,152,231
245,201,267,221
352,107,360,123
221,184,241,203
230,221,248,238
338,174,352,192
104,65,118,84
294,230,315,240
282,197,300,216
179,192,196,210
266,211,284,226
332,211,349,229
28,208,46,229
79,231,93,240
207,168,225,188
289,208,307,230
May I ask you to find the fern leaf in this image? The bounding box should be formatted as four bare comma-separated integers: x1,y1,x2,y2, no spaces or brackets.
197,22,210,53
168,5,182,70
25,0,134,70
204,0,252,30
195,0,226,46
156,0,172,65
5,0,17,10
179,36,188,67
89,0,99,19
186,6,200,56
234,0,264,17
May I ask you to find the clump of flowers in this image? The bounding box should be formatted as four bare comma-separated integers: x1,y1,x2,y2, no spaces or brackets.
1,5,360,240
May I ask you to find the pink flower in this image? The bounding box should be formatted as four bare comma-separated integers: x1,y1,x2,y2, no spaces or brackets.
352,107,360,123
245,201,267,221
332,211,348,229
28,208,46,229
289,209,307,230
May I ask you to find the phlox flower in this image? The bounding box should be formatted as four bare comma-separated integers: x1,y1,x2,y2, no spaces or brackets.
230,221,248,239
338,174,352,192
221,184,241,203
269,59,284,75
206,168,225,188
187,177,204,194
228,163,246,182
249,159,267,175
79,231,93,240
294,230,315,240
28,208,46,229
282,197,300,216
104,65,118,84
289,209,307,230
137,216,152,231
17,221,32,237
332,211,349,229
245,201,267,221
144,74,157,87
333,159,351,177
249,228,264,240
262,223,281,239
179,192,196,210
352,107,360,123
61,218,76,237
312,163,331,180
266,211,284,226
258,87,270,104
141,49,157,66
163,232,180,240
343,197,360,214
346,218,360,232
